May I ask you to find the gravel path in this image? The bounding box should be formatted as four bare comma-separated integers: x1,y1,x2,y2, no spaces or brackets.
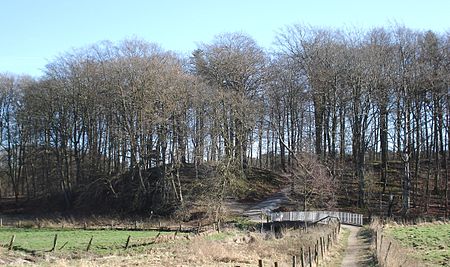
341,225,373,267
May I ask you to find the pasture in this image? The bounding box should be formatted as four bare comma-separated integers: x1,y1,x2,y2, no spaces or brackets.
386,223,450,266
0,227,173,255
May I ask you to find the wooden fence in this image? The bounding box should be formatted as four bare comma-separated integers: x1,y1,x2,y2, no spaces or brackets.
241,218,341,267
269,211,363,226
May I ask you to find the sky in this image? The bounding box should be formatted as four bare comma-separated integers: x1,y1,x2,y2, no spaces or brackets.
1,0,449,77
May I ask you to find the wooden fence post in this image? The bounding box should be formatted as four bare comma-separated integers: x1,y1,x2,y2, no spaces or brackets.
384,241,392,266
125,235,131,250
300,247,305,267
51,234,58,252
292,255,297,267
320,237,324,258
316,239,321,260
258,259,263,267
86,236,93,251
308,246,312,267
375,230,378,254
314,243,318,265
379,234,384,260
8,235,15,250
274,262,278,267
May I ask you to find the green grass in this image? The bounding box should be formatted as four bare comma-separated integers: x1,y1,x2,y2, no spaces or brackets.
0,227,173,255
386,223,450,266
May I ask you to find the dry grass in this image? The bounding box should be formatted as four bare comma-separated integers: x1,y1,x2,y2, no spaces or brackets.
0,223,339,266
321,227,351,267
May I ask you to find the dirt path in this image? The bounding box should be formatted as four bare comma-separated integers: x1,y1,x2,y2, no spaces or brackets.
242,187,291,220
226,187,291,222
340,225,373,267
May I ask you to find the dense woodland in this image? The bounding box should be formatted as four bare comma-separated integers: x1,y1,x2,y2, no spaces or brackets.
0,25,449,217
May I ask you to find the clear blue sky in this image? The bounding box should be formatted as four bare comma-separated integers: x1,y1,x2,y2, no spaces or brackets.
1,0,449,77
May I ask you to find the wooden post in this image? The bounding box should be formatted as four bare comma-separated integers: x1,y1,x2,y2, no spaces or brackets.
384,241,392,265
125,235,131,250
300,247,305,267
314,243,318,265
51,234,58,252
86,236,93,251
316,239,320,260
83,221,87,230
308,246,312,267
0,218,2,227
380,234,384,256
375,230,378,254
320,237,324,258
134,221,138,230
258,259,263,267
8,235,15,250
274,262,278,267
292,255,297,267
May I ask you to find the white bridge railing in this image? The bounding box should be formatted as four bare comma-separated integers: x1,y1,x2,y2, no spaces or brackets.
269,211,363,226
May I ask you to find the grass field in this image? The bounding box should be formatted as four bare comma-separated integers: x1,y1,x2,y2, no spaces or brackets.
0,223,340,266
0,228,173,255
386,223,450,266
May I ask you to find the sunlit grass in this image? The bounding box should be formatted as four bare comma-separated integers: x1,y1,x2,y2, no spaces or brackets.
386,223,450,266
0,228,174,255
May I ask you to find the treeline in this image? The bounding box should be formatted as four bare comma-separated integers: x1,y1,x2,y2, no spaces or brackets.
0,25,448,215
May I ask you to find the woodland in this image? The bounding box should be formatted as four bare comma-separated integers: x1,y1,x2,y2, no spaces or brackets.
0,25,448,219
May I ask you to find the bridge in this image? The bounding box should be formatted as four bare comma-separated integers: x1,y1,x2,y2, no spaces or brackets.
268,211,364,226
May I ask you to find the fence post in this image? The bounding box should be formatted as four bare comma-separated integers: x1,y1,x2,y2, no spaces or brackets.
125,235,131,250
51,234,58,252
380,234,384,257
274,262,278,267
292,255,297,267
314,243,318,265
308,246,312,267
375,230,378,254
320,236,324,258
316,239,320,261
8,235,15,250
258,259,263,267
384,241,392,266
327,234,330,250
300,247,305,267
86,235,93,251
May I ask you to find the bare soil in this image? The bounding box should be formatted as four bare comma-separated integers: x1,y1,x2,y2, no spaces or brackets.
340,225,374,267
